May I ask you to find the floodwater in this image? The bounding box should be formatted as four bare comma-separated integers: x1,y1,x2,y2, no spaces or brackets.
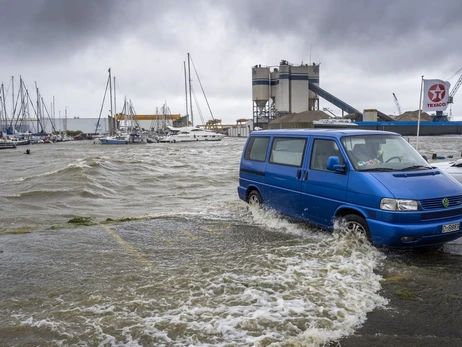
1,135,462,346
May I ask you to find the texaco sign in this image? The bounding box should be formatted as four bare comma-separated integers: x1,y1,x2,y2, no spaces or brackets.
422,79,451,112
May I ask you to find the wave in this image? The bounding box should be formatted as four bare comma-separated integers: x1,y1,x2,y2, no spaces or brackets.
12,210,386,346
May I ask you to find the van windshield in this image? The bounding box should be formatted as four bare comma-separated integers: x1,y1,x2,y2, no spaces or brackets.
341,135,432,172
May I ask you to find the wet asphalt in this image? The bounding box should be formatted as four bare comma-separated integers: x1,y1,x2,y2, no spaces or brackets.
2,219,462,346
337,238,462,347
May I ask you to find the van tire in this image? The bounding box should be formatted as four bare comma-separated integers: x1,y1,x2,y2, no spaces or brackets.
247,190,262,206
343,214,371,240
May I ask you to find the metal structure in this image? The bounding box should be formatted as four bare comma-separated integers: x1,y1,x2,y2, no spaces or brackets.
392,93,402,115
251,60,367,127
448,68,462,119
308,83,362,118
251,60,320,127
0,76,55,135
322,107,337,118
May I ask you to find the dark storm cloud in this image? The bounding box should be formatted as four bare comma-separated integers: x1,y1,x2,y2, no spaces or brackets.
224,0,462,45
222,0,462,73
1,0,461,120
0,0,122,59
0,0,183,61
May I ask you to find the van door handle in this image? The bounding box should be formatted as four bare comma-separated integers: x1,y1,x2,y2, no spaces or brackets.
297,169,302,179
304,170,308,180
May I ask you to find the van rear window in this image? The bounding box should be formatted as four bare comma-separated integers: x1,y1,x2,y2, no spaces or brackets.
244,137,270,162
269,138,306,167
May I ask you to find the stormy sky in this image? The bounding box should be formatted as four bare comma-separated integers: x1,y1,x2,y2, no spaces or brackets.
1,0,462,125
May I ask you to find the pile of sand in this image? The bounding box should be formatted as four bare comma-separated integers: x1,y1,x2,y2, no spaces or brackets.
395,110,432,121
270,110,330,123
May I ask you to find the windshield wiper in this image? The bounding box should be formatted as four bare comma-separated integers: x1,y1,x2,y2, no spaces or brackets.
399,165,432,171
361,167,395,172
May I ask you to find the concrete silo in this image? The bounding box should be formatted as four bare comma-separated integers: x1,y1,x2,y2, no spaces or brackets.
289,64,310,113
252,60,321,128
276,61,291,114
252,65,271,122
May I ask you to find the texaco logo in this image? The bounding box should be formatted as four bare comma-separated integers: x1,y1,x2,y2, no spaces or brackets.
428,84,447,102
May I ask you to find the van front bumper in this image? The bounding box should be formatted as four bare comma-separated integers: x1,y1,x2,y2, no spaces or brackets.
367,218,462,248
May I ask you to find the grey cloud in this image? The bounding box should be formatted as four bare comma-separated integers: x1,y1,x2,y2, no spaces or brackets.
0,0,461,121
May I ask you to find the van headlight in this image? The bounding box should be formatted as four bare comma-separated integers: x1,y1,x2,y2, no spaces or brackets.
380,198,419,211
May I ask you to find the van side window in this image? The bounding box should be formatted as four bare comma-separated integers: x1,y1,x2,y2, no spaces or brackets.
269,138,306,167
311,139,343,171
244,137,270,162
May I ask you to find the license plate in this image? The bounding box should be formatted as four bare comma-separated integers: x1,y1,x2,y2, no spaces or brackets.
442,223,460,233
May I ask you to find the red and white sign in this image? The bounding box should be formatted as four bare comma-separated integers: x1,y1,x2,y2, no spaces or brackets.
422,79,451,112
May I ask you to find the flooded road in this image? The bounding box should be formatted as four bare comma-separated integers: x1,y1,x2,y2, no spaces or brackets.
1,216,386,346
1,136,462,346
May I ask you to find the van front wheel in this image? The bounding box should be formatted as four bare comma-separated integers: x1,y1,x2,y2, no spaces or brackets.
247,190,262,206
343,214,371,240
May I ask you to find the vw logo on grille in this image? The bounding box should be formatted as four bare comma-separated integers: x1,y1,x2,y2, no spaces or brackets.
442,198,450,208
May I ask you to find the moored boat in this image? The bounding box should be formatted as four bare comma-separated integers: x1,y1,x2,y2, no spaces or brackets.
9,136,31,146
312,118,358,128
0,139,17,149
99,132,130,145
157,126,225,143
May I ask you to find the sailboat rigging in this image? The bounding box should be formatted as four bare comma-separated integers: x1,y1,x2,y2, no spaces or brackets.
97,68,146,144
157,53,225,143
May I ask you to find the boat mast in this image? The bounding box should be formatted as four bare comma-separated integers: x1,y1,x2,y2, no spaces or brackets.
94,70,111,134
108,68,114,135
184,61,188,126
188,53,193,127
109,69,113,134
108,68,113,118
35,81,41,133
114,76,117,118
11,76,14,123
1,83,6,133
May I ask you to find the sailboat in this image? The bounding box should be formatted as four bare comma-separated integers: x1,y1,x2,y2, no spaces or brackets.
97,69,147,145
99,131,130,144
158,53,225,143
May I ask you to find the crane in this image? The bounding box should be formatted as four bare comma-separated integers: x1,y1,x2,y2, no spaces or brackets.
448,68,462,119
392,93,402,115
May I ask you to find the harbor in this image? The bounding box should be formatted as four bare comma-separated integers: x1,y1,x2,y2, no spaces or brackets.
1,59,461,143
1,136,462,346
3,60,461,140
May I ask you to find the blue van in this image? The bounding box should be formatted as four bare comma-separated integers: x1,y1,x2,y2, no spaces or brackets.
238,128,462,248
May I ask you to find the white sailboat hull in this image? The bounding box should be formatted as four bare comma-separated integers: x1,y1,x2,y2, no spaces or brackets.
158,132,225,143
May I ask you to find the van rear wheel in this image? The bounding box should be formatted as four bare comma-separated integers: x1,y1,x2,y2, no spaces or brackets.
247,190,262,206
343,214,371,240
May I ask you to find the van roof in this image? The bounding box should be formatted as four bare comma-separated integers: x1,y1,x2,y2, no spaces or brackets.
249,128,400,138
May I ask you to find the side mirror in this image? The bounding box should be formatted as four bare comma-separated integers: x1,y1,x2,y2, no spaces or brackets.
327,156,346,173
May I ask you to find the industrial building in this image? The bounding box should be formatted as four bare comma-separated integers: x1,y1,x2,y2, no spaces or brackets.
2,117,110,135
252,60,320,120
252,60,365,128
252,60,462,135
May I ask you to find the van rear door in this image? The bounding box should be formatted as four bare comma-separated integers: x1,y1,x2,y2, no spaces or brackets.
264,137,308,219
